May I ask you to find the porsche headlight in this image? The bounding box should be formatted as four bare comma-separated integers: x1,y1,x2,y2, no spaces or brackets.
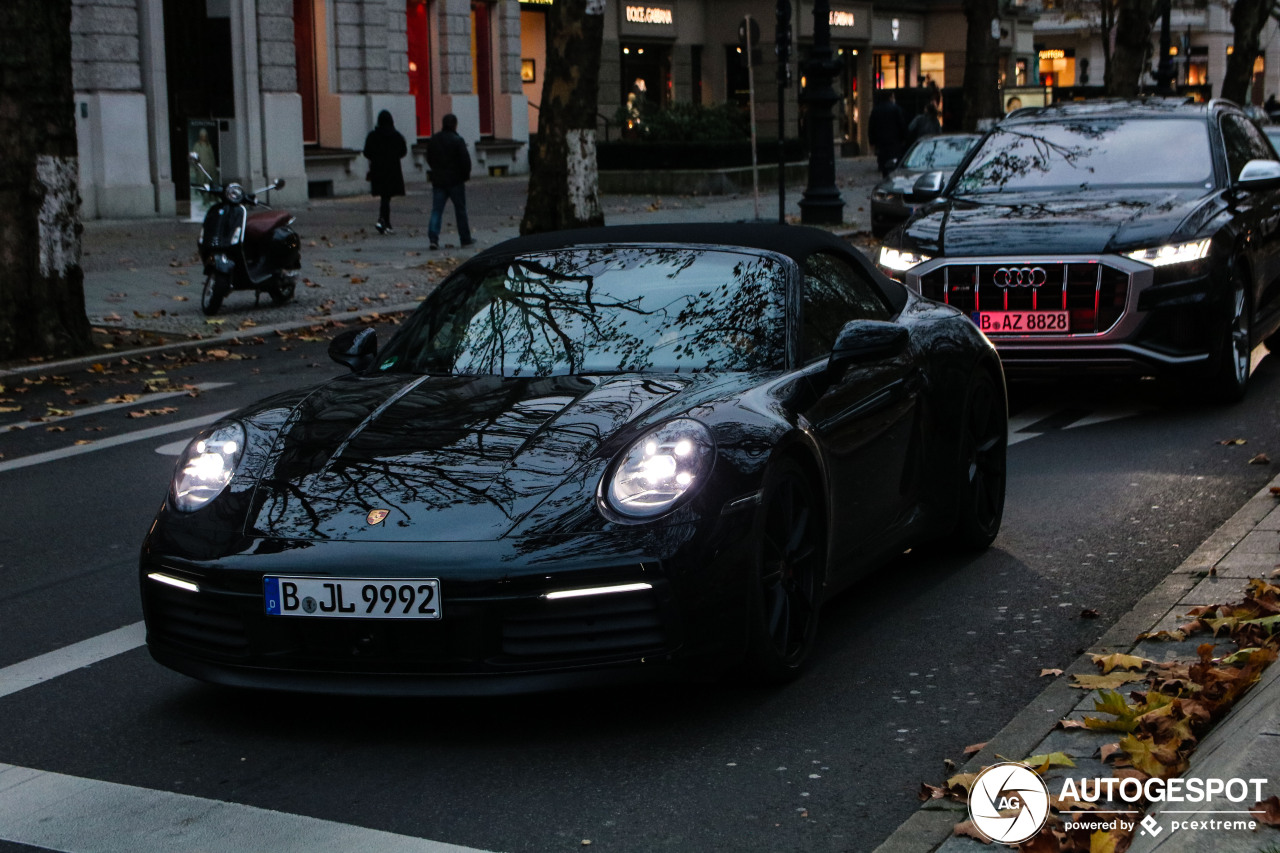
1124,238,1211,267
878,246,932,272
171,421,245,512
605,419,715,519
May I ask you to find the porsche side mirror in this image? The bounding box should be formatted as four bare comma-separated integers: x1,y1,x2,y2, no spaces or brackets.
828,320,909,375
329,327,378,373
905,171,945,204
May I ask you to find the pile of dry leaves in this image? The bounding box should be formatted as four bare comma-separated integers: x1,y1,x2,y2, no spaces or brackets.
922,577,1280,851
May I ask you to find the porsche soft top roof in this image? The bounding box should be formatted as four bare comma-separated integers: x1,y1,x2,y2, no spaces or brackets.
471,222,907,312
475,222,858,265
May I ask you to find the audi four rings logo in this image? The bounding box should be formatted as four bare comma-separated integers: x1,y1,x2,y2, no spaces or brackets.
993,266,1048,287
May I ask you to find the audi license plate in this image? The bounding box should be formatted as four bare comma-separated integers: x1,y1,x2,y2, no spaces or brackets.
973,310,1069,334
264,576,441,619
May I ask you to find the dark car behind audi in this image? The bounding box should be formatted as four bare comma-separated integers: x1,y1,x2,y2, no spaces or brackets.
877,98,1280,401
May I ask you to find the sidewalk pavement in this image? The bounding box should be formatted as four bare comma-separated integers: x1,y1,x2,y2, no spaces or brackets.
74,155,885,349
876,472,1280,853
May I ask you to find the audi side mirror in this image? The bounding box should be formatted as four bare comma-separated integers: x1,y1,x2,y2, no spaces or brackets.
1236,159,1280,190
906,171,945,204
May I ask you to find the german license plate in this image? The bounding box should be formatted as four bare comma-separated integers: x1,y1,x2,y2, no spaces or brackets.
973,310,1069,334
264,576,441,619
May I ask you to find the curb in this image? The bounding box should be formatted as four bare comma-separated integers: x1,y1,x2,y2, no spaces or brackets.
0,300,424,382
871,472,1280,853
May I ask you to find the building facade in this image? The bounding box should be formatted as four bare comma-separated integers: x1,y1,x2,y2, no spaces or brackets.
72,0,530,219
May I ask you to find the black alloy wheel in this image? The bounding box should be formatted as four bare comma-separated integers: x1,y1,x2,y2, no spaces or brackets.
1208,277,1251,403
745,457,824,682
951,369,1006,550
270,273,297,307
200,273,228,316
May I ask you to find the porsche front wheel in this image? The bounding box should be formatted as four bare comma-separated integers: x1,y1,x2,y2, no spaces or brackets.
744,457,824,683
951,369,1006,551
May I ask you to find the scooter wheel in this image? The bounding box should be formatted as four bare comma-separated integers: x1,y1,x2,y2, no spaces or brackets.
270,274,296,307
201,274,227,316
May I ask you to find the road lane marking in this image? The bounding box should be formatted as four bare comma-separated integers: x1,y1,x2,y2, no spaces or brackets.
0,622,146,700
0,410,233,474
0,382,232,432
155,438,190,455
0,763,493,853
1063,407,1145,430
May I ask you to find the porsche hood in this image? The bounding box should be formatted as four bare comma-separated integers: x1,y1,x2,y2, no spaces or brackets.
239,373,690,542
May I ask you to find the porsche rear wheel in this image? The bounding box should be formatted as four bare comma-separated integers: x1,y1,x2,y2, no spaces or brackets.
744,457,824,683
951,369,1006,551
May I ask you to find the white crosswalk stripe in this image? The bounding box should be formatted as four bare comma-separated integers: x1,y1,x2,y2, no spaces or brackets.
0,763,493,853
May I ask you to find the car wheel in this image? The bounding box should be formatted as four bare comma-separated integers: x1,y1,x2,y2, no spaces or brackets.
201,273,228,316
1200,275,1251,403
744,457,824,683
270,274,296,307
950,369,1006,551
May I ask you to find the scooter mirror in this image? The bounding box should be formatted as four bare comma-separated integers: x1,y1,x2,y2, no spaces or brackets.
189,152,200,162
274,179,286,190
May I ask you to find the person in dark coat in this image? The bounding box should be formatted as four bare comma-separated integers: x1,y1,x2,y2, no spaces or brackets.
426,113,473,250
904,102,942,150
363,110,407,234
868,91,908,178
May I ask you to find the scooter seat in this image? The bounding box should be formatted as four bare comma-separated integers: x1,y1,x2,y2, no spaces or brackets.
245,210,293,241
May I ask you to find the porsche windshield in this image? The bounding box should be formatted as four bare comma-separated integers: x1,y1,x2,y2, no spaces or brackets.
376,246,788,376
953,118,1214,193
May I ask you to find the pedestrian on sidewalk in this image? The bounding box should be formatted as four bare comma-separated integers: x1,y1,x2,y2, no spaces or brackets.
868,91,907,178
426,113,473,250
363,110,407,235
904,102,941,150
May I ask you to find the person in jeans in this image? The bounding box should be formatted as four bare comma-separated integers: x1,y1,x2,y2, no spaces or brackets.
426,114,473,250
362,110,407,234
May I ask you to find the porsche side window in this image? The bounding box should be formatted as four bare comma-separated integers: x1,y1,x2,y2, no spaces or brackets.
802,253,891,359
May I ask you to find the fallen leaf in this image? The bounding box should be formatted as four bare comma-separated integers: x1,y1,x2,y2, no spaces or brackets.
1251,795,1280,826
1099,742,1124,763
1136,629,1187,642
1080,608,1100,619
1040,668,1064,677
918,782,949,801
46,426,68,433
1024,751,1076,774
1271,486,1280,496
74,439,94,446
127,407,179,419
1218,438,1247,445
1092,653,1150,674
1089,829,1123,853
953,820,987,841
1249,453,1271,465
0,406,21,413
963,742,987,756
1070,672,1148,690
1056,719,1090,730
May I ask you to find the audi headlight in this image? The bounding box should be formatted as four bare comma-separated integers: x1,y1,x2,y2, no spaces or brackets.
224,183,245,204
878,246,933,272
1124,238,1210,267
604,419,715,519
171,421,245,512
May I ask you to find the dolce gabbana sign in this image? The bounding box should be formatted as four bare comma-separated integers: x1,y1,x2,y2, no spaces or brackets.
800,3,870,39
620,3,676,35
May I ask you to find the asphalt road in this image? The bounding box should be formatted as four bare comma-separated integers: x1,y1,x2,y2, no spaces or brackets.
1,330,1278,853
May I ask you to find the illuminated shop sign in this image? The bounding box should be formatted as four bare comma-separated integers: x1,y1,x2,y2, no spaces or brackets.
1039,49,1066,59
829,10,856,27
626,5,673,24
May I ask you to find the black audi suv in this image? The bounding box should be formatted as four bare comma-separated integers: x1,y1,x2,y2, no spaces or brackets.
877,98,1280,401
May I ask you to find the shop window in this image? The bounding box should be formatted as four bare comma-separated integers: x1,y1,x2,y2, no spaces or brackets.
919,52,944,89
471,1,494,136
875,53,908,89
622,43,672,109
407,1,432,138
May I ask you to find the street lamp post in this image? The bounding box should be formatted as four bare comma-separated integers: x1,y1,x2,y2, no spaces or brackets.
1155,0,1174,94
799,0,845,225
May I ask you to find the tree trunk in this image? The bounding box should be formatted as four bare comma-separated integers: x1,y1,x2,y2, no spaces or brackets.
1108,0,1157,96
1221,0,1269,104
961,0,1002,132
520,0,606,235
0,0,91,361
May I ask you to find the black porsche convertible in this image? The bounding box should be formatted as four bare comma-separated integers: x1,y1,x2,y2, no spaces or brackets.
140,223,1007,695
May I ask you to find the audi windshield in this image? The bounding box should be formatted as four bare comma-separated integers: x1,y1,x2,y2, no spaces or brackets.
953,118,1214,194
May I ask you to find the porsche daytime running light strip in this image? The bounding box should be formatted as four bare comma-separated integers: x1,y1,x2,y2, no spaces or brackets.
147,572,200,593
543,582,653,600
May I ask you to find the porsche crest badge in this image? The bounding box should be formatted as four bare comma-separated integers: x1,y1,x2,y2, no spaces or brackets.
366,509,390,525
